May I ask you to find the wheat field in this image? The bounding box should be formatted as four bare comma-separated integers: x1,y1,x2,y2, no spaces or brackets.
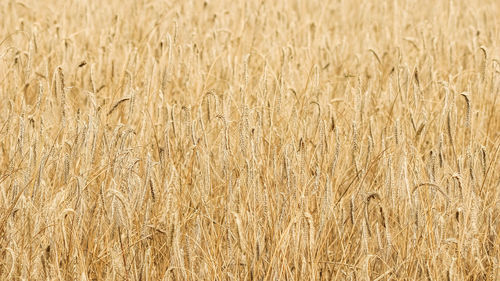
0,0,499,280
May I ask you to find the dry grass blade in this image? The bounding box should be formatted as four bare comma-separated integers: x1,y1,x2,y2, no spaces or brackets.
412,182,450,202
107,97,131,116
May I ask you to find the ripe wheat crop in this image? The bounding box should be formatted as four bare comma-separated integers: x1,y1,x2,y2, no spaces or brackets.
0,0,499,280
